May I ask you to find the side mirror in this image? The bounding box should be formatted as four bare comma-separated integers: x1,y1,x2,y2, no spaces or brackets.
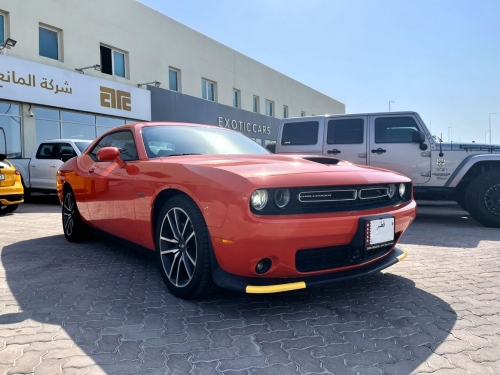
61,153,74,162
97,147,125,167
412,131,428,150
97,147,120,161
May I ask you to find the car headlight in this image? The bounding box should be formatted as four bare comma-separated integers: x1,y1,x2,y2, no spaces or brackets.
274,188,291,208
387,184,396,199
251,189,268,211
398,183,406,198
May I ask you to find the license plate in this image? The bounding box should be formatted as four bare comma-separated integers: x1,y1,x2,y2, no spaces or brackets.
0,174,4,181
367,217,394,249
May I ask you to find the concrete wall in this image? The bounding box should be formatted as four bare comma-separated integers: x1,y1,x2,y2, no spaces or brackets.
0,0,345,118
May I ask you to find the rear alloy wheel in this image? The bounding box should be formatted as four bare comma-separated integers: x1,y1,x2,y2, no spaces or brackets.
156,196,216,299
465,170,500,228
62,189,91,241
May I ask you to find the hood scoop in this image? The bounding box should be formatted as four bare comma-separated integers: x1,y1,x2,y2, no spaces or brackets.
302,156,340,165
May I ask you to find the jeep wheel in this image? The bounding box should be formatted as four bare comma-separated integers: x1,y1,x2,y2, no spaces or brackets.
465,170,500,228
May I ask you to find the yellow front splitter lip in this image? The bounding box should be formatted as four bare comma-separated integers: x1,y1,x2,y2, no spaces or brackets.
243,248,408,294
397,248,408,262
246,282,306,294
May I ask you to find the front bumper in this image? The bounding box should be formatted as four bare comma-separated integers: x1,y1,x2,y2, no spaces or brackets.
212,246,407,293
209,200,416,278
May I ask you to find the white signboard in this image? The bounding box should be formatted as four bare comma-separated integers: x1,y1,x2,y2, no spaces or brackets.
0,55,151,120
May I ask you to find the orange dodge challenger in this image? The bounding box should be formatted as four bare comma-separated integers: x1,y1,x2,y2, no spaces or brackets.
57,122,416,299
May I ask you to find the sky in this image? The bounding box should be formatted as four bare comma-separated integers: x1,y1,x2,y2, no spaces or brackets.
138,0,500,144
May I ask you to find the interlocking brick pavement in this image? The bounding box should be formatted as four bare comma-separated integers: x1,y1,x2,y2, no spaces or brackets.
0,197,499,374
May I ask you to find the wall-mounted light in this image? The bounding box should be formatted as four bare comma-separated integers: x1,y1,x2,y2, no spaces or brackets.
75,64,102,74
0,38,17,51
137,81,161,88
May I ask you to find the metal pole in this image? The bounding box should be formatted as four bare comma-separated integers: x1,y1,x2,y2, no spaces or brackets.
489,113,497,144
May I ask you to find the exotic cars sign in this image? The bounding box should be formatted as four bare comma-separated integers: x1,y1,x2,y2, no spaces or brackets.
0,55,151,120
217,117,271,136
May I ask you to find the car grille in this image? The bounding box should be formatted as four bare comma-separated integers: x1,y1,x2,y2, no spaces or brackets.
295,233,400,273
251,184,411,215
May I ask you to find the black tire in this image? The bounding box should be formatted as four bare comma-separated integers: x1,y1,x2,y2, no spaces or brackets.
265,141,276,153
4,204,19,214
455,196,468,212
21,177,31,201
155,195,217,299
465,170,500,228
62,188,92,242
0,205,7,215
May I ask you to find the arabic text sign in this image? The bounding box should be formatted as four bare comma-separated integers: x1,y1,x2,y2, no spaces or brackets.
0,55,151,120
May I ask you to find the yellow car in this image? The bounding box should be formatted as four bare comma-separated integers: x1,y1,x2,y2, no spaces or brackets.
0,153,24,214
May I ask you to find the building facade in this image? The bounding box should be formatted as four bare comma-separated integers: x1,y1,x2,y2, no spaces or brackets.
0,0,345,158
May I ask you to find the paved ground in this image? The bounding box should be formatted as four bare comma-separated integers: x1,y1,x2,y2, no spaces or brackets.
1,197,499,375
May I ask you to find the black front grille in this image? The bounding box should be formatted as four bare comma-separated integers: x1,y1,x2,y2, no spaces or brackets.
295,233,400,273
251,184,411,215
359,188,387,199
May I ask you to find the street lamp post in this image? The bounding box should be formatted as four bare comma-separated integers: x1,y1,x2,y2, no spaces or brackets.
489,113,497,144
389,101,394,112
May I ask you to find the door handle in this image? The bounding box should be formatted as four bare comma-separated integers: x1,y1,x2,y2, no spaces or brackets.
50,164,57,168
88,168,95,174
358,153,367,158
31,164,37,167
327,149,341,155
371,148,387,155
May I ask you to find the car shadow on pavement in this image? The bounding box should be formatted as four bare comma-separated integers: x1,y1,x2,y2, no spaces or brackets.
400,203,500,249
1,235,457,374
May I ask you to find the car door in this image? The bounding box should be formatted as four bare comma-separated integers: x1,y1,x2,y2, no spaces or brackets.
322,116,368,165
30,143,63,190
84,130,139,244
368,115,431,184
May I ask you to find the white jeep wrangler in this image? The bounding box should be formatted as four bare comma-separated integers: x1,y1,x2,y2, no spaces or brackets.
268,111,500,228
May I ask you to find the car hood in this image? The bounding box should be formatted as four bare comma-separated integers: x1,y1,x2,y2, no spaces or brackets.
159,154,407,182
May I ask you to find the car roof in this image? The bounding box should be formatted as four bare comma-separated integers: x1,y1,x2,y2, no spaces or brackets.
39,139,93,143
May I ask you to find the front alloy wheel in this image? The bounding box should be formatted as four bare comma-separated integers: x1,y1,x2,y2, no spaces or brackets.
156,196,216,299
159,207,197,288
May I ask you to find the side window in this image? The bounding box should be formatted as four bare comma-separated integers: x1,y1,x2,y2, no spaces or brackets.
327,119,364,144
375,117,420,143
89,130,138,161
281,121,319,146
36,143,55,159
54,143,76,159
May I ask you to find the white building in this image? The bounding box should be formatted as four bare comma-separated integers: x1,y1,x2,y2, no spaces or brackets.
0,0,345,158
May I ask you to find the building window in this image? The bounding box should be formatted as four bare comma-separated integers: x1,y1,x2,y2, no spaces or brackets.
39,24,60,60
0,13,5,45
265,100,274,117
0,101,21,158
169,68,180,92
283,105,288,119
202,79,216,101
100,45,126,78
301,111,306,117
233,89,240,108
253,96,259,113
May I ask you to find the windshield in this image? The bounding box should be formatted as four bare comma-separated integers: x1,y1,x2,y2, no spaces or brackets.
142,125,269,158
75,141,92,153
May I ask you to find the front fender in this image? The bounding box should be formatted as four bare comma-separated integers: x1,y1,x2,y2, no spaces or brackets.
445,154,500,187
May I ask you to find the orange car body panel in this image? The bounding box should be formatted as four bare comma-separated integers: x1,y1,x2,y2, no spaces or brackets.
57,122,416,280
